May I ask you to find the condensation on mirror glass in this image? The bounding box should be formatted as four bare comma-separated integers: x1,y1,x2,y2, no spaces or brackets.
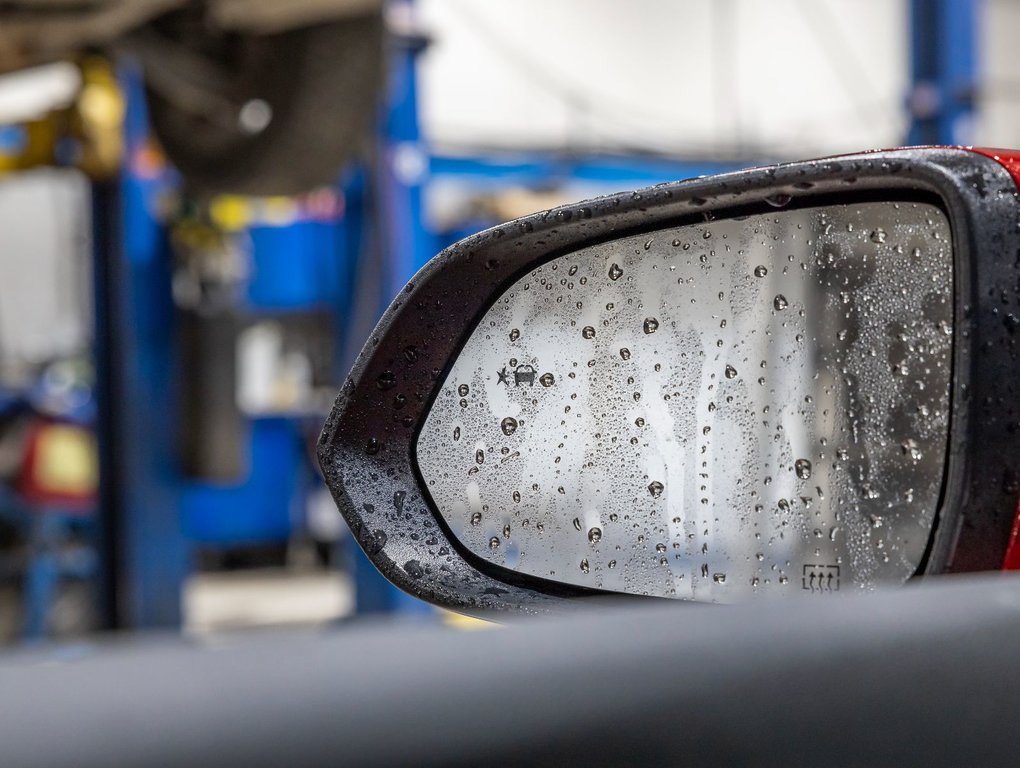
417,202,953,601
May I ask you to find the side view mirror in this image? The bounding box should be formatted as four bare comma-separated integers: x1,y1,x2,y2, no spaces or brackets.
318,147,1020,614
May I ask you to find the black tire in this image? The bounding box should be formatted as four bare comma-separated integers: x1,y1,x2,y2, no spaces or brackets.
145,13,384,196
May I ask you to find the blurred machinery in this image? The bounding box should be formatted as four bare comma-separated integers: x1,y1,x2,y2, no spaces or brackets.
0,0,385,196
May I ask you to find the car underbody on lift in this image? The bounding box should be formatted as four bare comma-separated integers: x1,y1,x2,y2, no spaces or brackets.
0,0,386,195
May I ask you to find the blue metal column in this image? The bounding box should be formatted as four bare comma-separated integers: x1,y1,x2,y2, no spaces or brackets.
907,0,979,145
379,21,435,302
347,9,434,616
110,68,189,628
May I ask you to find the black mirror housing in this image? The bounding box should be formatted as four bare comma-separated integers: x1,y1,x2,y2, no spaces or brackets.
318,147,1020,614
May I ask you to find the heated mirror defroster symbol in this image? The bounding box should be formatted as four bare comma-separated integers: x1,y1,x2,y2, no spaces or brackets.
802,564,840,593
513,364,536,387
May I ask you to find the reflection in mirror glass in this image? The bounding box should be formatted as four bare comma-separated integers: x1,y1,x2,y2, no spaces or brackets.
417,202,953,601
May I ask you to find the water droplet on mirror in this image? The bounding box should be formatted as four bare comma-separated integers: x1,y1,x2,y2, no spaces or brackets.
376,371,396,390
870,228,887,244
643,317,659,334
901,439,922,461
503,524,511,539
608,559,617,569
588,527,602,544
635,417,645,427
773,294,789,311
458,384,469,397
489,537,500,550
452,427,460,441
655,543,666,553
608,263,623,281
501,417,518,436
512,490,520,503
713,572,727,584
573,517,582,531
364,438,380,455
725,365,738,379
620,348,631,360
471,511,482,526
753,265,768,278
795,458,812,479
539,372,555,387
475,449,485,464
765,193,791,208
509,328,520,342
648,481,664,498
582,326,596,339
580,558,590,574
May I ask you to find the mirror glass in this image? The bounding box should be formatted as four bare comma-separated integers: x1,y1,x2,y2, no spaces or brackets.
417,202,953,601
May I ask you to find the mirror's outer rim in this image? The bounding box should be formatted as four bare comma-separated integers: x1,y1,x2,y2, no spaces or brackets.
317,147,1020,613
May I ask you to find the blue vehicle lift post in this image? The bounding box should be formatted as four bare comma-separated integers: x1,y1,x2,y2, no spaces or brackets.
908,0,978,146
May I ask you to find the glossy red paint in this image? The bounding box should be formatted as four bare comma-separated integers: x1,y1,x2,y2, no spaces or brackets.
970,148,1020,569
969,147,1020,190
1004,509,1020,571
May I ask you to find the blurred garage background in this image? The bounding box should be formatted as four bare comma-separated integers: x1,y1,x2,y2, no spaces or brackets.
0,0,1008,641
